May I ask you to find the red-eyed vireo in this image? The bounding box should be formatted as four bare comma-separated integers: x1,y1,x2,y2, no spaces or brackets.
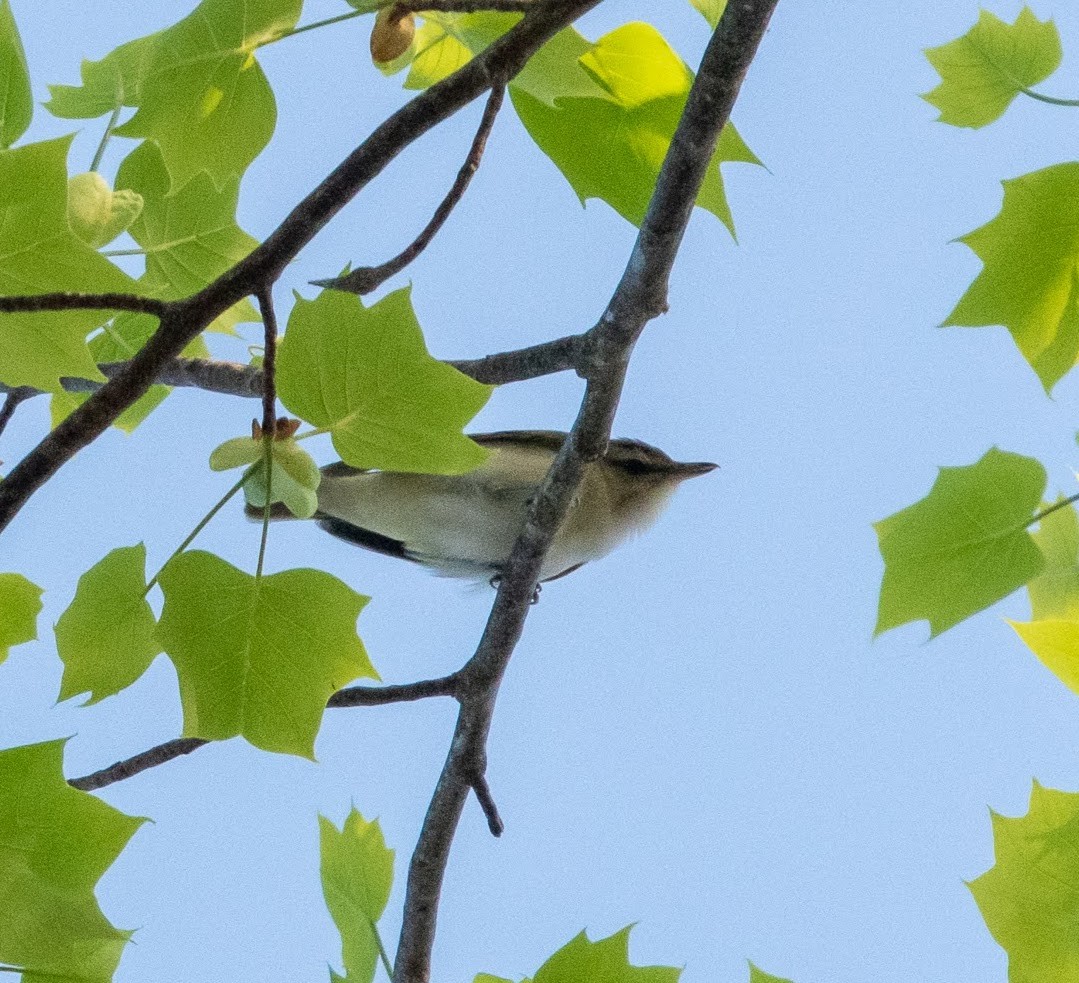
252,431,716,582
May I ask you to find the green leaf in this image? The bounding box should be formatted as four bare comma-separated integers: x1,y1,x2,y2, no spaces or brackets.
874,448,1047,637
748,964,794,983
474,976,514,983
0,136,137,391
320,808,394,983
511,22,761,232
156,551,375,758
1028,502,1079,620
689,0,727,29
924,8,1062,129
0,572,42,664
402,11,518,89
1011,618,1079,698
969,781,1079,980
45,33,158,119
0,0,32,148
114,0,304,190
524,927,680,983
277,286,493,474
0,739,145,980
945,163,1079,393
211,435,321,519
54,545,161,705
67,171,143,249
115,140,259,333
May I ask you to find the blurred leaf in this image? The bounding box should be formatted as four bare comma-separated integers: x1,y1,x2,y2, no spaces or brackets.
321,808,394,983
0,137,136,391
156,551,375,758
688,0,727,29
0,739,145,980
211,435,321,519
748,964,794,983
945,163,1079,393
1029,502,1079,620
0,0,32,147
1011,618,1079,698
924,8,1061,128
277,286,493,474
46,33,158,118
67,172,143,249
54,545,161,705
970,781,1079,980
0,572,42,664
114,0,303,189
402,11,517,88
874,448,1046,636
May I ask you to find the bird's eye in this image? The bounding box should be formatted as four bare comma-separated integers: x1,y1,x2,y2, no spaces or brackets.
618,458,653,476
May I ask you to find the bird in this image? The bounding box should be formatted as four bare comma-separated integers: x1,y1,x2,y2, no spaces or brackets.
250,430,716,583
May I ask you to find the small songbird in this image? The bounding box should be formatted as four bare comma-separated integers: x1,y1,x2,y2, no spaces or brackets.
252,431,716,583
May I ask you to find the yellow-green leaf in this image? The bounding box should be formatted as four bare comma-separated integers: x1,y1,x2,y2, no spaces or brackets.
1028,502,1079,621
689,0,727,29
748,964,794,983
874,448,1046,637
156,551,375,758
1011,618,1079,698
277,286,493,475
0,0,32,148
924,8,1062,129
67,171,143,249
0,572,42,664
46,33,158,119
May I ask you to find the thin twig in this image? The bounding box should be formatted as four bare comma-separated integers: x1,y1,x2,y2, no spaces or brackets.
0,293,168,316
68,675,461,792
315,85,507,296
0,389,32,441
402,0,537,11
392,3,780,980
470,772,504,837
0,0,603,537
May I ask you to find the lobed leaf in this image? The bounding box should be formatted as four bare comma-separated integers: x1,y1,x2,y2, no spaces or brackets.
113,0,303,190
211,435,321,519
0,136,137,391
276,286,493,475
1011,618,1079,698
0,572,42,664
522,927,679,983
46,33,158,119
54,544,161,705
156,551,375,759
0,739,145,980
924,8,1061,129
945,163,1079,393
969,781,1079,980
0,0,32,148
320,808,395,983
874,448,1047,637
748,965,794,983
1028,502,1079,621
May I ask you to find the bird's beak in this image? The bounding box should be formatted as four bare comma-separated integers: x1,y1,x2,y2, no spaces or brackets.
673,461,718,479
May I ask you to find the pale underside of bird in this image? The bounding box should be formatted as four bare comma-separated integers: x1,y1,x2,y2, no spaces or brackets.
251,431,716,582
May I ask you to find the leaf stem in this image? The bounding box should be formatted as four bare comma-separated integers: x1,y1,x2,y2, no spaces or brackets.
145,470,251,595
261,8,369,47
1028,491,1079,527
373,923,395,981
102,233,202,258
90,106,122,173
1019,86,1079,107
255,286,280,581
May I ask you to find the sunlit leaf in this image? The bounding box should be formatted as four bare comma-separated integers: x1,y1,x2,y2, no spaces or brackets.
54,545,161,705
211,435,321,519
67,171,143,249
156,551,375,758
46,33,158,119
0,572,42,665
277,286,493,474
924,8,1061,128
689,0,727,29
874,448,1046,637
0,739,145,980
1028,502,1079,620
321,808,394,983
0,0,32,148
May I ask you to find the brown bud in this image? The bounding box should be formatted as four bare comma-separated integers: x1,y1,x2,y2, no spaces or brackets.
274,418,302,440
370,5,415,64
251,419,263,441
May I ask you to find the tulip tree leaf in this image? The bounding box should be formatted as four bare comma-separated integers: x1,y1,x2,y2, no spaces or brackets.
748,965,794,983
969,782,1079,981
924,8,1062,129
156,551,375,759
1028,502,1079,621
689,0,727,29
321,808,394,983
511,22,761,232
0,136,136,391
0,0,32,148
0,739,145,980
54,545,161,705
277,286,493,475
874,448,1047,637
945,163,1079,393
1011,618,1079,698
114,0,303,189
116,140,259,333
45,33,158,119
0,572,42,665
402,11,517,90
210,435,321,519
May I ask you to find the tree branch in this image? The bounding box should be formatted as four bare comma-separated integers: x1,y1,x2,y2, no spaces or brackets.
392,3,780,980
316,84,507,296
0,0,603,537
403,0,537,11
0,292,168,317
68,675,461,792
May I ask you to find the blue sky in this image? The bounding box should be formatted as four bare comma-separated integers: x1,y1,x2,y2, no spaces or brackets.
3,2,1079,981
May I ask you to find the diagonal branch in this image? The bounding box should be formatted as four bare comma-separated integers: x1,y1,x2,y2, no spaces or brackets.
0,0,603,538
0,292,168,317
391,3,781,980
316,84,507,296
